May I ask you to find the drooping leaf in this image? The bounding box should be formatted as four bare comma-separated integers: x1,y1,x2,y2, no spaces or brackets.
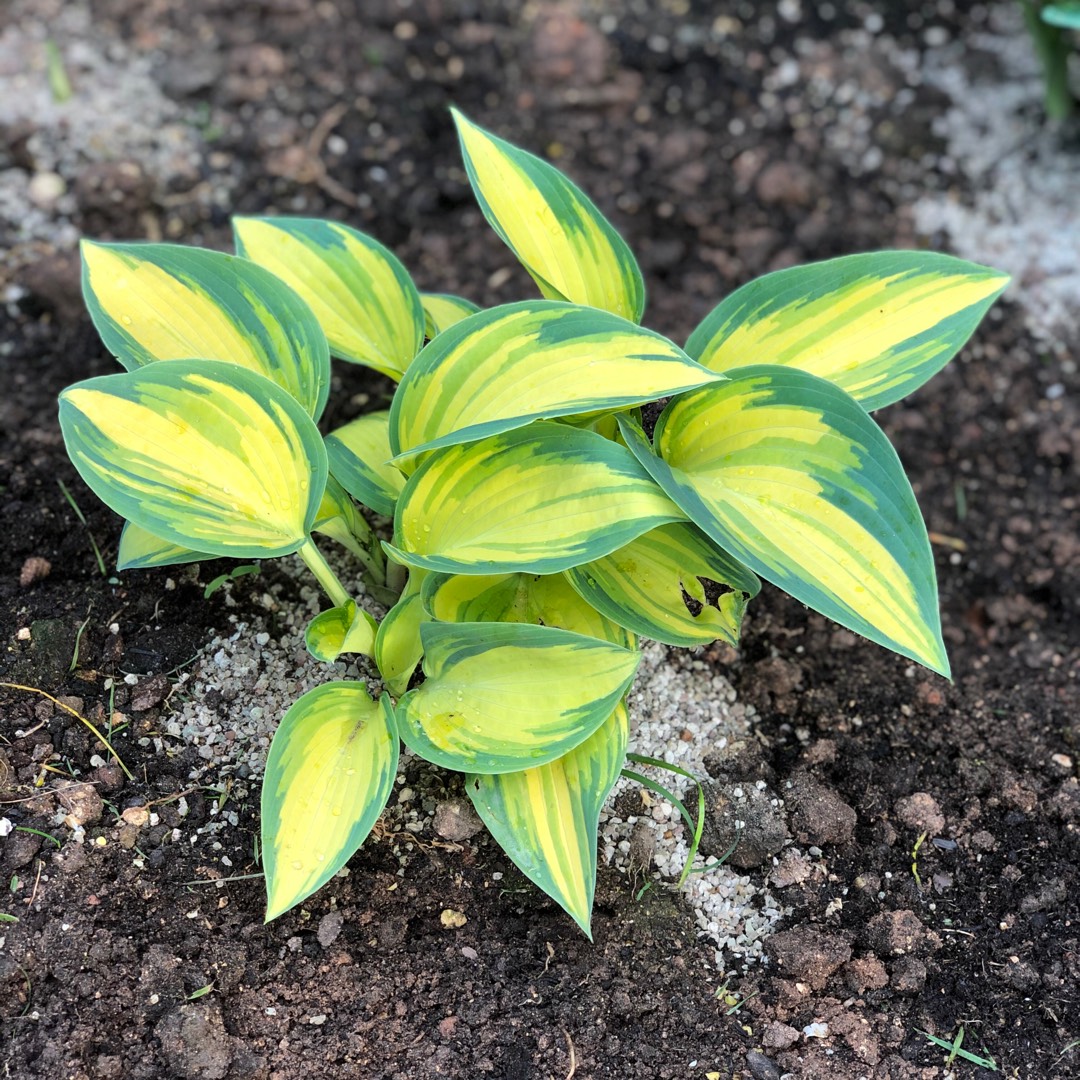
685,252,1009,410
467,701,628,937
452,109,645,323
233,216,424,380
116,520,214,571
618,368,949,675
262,681,398,921
395,622,639,774
390,301,723,460
421,292,481,338
565,522,760,648
305,601,378,662
325,411,405,517
80,240,330,419
59,360,326,559
374,570,429,696
422,570,634,648
387,421,685,575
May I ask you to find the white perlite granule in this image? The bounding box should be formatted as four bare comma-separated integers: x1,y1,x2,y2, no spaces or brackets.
603,642,786,969
913,3,1080,346
156,549,784,969
0,0,217,269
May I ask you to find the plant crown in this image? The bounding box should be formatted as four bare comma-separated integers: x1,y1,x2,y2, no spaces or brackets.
57,109,1009,935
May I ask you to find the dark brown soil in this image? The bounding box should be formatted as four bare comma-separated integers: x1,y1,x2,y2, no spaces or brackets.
2,2,1078,1079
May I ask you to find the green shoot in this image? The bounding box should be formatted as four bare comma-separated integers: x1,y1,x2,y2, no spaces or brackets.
57,479,107,576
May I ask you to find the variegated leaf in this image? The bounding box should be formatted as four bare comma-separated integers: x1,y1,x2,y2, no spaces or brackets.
452,109,645,322
387,422,686,575
116,520,214,570
305,601,378,662
81,240,330,419
421,292,481,338
422,570,634,648
390,300,723,460
233,216,424,380
686,252,1009,410
116,475,366,572
618,368,949,674
262,681,398,921
59,360,326,559
565,522,760,648
467,701,628,937
396,622,639,774
374,570,429,696
325,411,405,518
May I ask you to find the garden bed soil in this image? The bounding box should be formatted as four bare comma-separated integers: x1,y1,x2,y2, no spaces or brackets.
1,2,1078,1078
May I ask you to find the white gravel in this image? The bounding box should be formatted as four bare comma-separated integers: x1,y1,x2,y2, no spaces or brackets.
912,3,1080,346
0,0,217,270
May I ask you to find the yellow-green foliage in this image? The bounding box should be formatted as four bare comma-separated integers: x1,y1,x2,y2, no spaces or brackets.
58,110,1008,931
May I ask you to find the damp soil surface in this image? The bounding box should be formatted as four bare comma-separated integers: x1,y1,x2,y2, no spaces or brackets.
2,2,1078,1078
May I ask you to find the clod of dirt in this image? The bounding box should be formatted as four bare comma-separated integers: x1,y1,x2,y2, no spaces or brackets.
18,251,83,322
786,770,857,847
744,656,804,714
137,944,184,1019
862,910,942,957
316,910,344,948
1020,878,1068,913
703,737,775,784
698,779,789,868
527,3,610,87
432,797,484,841
745,1049,783,1080
769,848,813,888
55,780,103,826
888,955,927,994
154,1001,235,1080
91,762,125,793
94,1055,123,1080
754,159,821,209
842,956,889,992
893,791,946,835
130,673,170,712
0,828,41,874
761,1021,800,1050
765,926,852,990
1050,778,1080,822
1003,957,1040,992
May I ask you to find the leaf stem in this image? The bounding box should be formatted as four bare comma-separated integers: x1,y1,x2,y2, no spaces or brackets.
1020,0,1075,120
298,537,351,607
